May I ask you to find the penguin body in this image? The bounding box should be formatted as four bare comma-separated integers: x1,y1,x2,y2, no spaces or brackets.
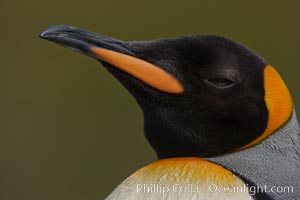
40,26,300,199
208,110,300,200
106,111,299,200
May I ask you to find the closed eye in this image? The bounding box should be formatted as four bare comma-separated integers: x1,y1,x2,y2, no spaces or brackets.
204,78,236,89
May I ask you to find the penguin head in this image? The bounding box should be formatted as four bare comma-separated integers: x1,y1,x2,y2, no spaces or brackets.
40,26,293,158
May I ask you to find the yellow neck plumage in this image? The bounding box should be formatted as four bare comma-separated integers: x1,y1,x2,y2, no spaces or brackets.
106,157,253,200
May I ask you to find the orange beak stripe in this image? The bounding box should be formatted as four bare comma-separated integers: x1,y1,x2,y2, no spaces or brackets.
90,47,184,94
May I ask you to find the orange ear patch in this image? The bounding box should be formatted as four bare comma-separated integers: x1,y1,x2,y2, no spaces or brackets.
241,65,293,149
90,47,184,94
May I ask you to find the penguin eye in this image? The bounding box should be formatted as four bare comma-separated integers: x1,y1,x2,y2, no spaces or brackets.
204,78,235,88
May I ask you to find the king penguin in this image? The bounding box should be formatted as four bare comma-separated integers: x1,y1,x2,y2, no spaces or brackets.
40,25,299,200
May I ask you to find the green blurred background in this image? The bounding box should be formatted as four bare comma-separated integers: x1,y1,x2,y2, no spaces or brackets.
1,1,299,199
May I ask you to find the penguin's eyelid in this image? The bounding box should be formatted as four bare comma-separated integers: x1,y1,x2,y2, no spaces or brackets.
204,78,236,89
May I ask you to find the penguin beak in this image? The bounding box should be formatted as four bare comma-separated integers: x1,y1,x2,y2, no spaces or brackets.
40,25,184,94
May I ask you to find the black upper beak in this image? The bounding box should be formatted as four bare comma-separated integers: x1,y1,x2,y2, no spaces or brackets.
40,25,135,58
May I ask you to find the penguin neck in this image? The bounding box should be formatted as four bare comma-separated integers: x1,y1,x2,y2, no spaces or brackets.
143,105,267,159
207,109,300,199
